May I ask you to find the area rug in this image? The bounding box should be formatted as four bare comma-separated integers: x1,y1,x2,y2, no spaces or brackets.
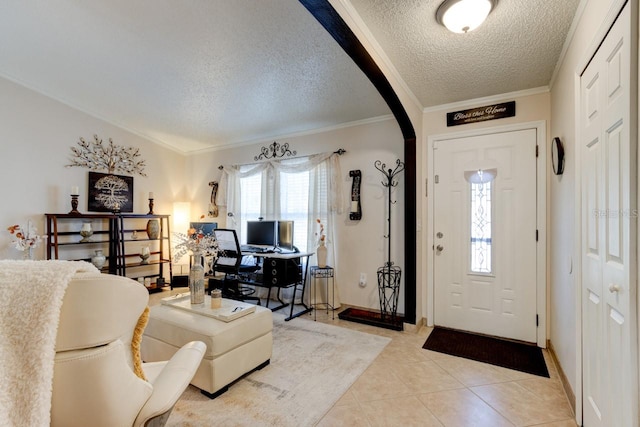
167,313,391,426
338,307,404,331
423,327,549,378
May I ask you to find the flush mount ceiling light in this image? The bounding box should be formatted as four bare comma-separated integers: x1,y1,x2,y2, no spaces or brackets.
436,0,497,33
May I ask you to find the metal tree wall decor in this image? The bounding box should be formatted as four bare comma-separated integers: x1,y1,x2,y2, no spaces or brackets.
374,158,405,324
254,141,296,161
66,135,147,176
67,135,147,212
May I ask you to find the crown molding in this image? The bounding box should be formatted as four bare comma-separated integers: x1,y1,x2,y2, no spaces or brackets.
423,86,550,113
188,114,395,155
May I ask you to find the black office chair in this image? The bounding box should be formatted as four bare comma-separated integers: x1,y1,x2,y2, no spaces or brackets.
212,229,261,303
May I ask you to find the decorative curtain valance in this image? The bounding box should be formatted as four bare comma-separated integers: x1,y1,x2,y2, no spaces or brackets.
217,152,344,214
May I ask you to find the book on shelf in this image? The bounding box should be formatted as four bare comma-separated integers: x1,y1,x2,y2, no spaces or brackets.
161,293,256,322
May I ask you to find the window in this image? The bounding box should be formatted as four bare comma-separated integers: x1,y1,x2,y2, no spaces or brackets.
470,180,492,273
237,166,328,251
239,173,262,243
279,170,309,250
229,153,337,253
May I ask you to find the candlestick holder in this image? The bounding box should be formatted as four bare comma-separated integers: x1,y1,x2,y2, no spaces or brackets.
69,194,80,215
148,198,154,215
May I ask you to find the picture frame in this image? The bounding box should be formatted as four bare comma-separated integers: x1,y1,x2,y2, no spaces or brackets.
88,171,134,212
189,222,218,236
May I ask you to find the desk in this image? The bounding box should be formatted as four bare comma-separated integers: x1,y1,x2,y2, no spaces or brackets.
239,251,313,321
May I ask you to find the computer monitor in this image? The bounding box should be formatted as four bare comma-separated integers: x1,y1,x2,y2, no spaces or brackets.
189,222,217,236
277,220,295,252
246,220,277,247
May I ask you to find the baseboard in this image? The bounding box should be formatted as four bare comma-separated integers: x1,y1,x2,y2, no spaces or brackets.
403,316,426,333
337,304,422,332
548,341,576,415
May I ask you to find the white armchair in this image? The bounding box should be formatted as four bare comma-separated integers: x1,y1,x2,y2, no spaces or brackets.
51,273,205,427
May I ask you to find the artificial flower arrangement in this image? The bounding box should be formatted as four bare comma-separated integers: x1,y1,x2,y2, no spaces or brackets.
6,220,45,252
173,226,218,262
315,218,326,245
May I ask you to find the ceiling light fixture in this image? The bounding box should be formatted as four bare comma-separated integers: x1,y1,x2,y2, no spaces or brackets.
436,0,497,34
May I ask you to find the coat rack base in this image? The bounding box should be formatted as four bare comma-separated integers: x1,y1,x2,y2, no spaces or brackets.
338,307,404,331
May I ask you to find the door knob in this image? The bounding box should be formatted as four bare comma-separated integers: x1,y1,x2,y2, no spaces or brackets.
436,245,444,253
608,283,621,293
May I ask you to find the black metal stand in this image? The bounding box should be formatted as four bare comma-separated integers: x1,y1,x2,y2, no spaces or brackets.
377,265,402,322
374,159,405,323
310,266,335,320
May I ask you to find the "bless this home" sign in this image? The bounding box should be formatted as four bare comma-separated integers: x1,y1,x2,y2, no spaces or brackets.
447,101,516,127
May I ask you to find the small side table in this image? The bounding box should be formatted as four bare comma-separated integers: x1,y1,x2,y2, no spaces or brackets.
310,266,335,320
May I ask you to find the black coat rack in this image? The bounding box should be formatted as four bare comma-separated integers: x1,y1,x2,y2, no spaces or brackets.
374,159,405,325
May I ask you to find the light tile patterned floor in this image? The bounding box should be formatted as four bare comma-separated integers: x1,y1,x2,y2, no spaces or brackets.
149,291,576,426
307,308,577,427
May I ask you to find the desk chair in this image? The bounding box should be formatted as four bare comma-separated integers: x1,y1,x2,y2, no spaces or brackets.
213,229,261,303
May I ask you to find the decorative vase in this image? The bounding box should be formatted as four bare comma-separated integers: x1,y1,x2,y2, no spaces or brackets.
189,251,205,305
23,247,34,260
91,250,106,270
139,246,150,264
146,219,160,239
79,221,93,242
316,241,328,268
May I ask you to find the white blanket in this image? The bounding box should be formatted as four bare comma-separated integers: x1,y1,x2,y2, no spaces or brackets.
0,260,99,427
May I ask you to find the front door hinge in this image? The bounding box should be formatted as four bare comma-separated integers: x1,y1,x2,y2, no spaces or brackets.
536,145,539,157
536,314,539,327
536,229,539,241
435,175,439,184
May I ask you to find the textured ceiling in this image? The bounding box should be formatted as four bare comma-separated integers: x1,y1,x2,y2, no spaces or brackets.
0,0,580,153
0,0,390,152
349,0,581,107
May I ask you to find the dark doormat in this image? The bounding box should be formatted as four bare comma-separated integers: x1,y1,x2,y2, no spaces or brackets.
338,307,403,331
423,327,549,378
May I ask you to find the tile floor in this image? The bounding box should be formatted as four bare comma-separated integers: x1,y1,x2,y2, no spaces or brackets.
149,290,577,426
308,307,577,427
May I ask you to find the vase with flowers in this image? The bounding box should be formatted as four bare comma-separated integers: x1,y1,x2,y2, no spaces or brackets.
315,219,328,268
174,227,218,305
7,220,45,260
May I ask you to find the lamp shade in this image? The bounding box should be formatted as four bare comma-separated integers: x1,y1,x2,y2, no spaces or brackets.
436,0,497,33
172,202,191,234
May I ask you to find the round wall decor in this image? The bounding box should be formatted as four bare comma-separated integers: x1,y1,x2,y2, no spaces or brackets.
552,137,565,175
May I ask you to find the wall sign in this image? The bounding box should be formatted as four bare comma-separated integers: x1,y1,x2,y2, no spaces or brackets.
447,101,516,127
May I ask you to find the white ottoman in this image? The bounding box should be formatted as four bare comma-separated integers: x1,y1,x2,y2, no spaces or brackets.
142,300,273,398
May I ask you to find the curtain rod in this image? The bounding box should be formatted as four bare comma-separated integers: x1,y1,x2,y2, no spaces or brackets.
218,148,346,170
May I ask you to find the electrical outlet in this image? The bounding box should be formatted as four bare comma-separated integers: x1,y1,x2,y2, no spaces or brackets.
359,272,367,287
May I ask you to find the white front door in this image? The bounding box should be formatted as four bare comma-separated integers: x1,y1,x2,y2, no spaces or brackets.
580,4,637,426
433,128,538,343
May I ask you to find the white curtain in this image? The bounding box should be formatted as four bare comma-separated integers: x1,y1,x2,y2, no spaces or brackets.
218,152,343,306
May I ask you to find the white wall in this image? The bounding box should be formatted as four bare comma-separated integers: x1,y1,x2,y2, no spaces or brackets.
0,73,408,314
420,90,552,323
186,118,406,312
549,0,624,399
0,77,187,260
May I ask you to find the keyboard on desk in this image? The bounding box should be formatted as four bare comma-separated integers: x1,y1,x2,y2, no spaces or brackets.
241,245,274,253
